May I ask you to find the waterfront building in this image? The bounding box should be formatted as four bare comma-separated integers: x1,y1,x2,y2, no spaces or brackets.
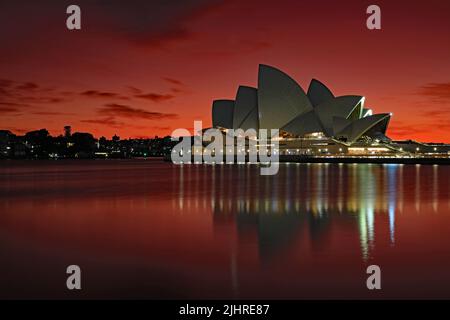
208,64,450,158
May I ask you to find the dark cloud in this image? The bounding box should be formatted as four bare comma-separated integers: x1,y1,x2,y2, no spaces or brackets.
0,0,225,48
17,96,65,104
135,93,174,102
0,106,20,114
81,87,176,102
81,116,124,128
81,90,118,98
192,39,271,58
99,103,177,120
127,86,142,95
81,90,130,100
89,0,226,46
0,101,31,108
0,79,68,107
16,82,38,90
170,87,184,94
126,87,177,102
0,79,15,87
417,82,450,101
163,77,184,86
0,80,15,97
0,101,31,116
32,111,73,116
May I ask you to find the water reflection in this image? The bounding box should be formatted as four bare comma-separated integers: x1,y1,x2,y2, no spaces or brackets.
173,163,441,262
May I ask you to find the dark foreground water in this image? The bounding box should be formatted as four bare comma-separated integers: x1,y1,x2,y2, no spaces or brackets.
0,159,449,299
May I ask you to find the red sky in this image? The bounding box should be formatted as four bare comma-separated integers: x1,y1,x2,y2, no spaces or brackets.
0,0,449,142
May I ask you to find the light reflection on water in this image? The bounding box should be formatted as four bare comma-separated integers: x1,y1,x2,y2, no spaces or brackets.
0,160,449,299
189,162,400,261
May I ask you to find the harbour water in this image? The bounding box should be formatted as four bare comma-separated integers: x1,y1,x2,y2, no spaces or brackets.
0,159,449,299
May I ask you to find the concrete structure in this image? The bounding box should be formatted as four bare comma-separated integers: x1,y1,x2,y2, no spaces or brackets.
209,64,450,159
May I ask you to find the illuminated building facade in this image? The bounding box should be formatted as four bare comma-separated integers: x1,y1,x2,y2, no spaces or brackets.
210,64,450,158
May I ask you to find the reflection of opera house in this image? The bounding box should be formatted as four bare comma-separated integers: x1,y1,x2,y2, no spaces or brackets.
209,64,450,159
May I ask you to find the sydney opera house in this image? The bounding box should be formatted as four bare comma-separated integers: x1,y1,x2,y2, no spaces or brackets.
210,64,450,159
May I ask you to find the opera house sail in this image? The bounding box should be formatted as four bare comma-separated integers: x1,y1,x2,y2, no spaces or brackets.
209,64,450,160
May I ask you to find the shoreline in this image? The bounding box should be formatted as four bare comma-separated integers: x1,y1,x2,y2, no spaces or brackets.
1,156,450,165
163,154,450,165
277,155,450,165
